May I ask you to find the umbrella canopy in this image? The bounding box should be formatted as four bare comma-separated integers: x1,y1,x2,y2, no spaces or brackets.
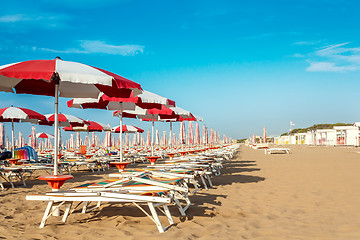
0,58,143,176
0,58,142,98
67,90,173,162
0,106,46,123
63,120,111,132
36,132,54,139
67,90,175,111
112,125,144,133
0,106,45,155
41,113,87,127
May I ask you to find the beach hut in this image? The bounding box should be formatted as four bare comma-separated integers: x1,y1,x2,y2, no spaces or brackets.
314,129,336,146
333,126,359,146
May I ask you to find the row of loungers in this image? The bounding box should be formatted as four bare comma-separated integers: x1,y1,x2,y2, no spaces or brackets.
26,144,239,233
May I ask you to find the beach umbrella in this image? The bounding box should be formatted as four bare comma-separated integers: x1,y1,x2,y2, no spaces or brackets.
112,125,144,133
155,129,160,146
36,132,54,139
146,130,151,147
42,113,87,127
263,126,267,143
0,57,142,176
18,131,24,148
125,133,129,147
91,132,96,148
0,107,45,156
104,131,112,147
63,120,110,132
30,126,37,149
195,122,200,145
157,106,197,148
161,131,167,146
76,132,81,148
63,120,111,150
202,125,207,145
179,121,185,145
0,123,4,149
68,90,174,161
188,122,194,146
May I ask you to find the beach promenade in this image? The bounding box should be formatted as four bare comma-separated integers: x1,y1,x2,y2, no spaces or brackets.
1,145,360,239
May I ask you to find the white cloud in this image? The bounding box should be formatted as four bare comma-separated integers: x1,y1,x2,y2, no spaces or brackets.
0,13,69,28
300,42,360,72
34,40,145,56
80,40,144,55
294,40,322,46
306,62,357,72
0,14,30,23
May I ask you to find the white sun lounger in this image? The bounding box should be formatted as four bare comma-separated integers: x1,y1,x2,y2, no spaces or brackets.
265,148,290,154
26,190,175,233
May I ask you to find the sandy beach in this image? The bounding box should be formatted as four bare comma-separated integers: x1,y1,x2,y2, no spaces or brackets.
1,145,360,239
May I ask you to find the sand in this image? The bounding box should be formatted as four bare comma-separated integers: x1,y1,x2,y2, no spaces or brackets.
1,145,360,239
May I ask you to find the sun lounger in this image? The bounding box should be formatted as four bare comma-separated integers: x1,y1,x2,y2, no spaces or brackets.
265,148,290,154
71,172,190,216
26,190,175,232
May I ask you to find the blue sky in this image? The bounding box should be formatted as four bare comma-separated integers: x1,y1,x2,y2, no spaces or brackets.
1,0,360,141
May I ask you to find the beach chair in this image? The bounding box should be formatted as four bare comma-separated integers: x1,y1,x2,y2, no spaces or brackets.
71,172,190,216
26,190,175,232
265,148,290,154
0,167,26,188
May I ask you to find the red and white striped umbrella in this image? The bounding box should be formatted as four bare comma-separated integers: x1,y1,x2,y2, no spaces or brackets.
202,125,207,145
0,107,45,155
179,121,185,145
195,122,200,145
112,125,144,133
188,122,194,145
155,129,160,146
0,107,45,123
63,120,111,132
36,132,55,139
67,90,175,111
263,126,267,143
0,57,142,175
77,132,82,148
125,133,129,147
68,90,173,161
161,131,167,146
43,113,87,127
146,129,151,146
0,58,142,98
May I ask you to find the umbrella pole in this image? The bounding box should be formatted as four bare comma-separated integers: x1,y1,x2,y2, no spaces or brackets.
53,82,59,176
151,119,154,156
87,132,89,151
119,110,123,162
11,119,14,157
169,122,172,148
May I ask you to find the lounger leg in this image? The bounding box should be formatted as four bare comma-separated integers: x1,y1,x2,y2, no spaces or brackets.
174,198,186,216
148,202,164,233
190,179,199,193
8,176,14,188
162,204,174,225
19,173,26,187
206,174,213,187
200,175,208,189
82,201,89,213
0,178,4,190
40,201,54,228
62,202,72,222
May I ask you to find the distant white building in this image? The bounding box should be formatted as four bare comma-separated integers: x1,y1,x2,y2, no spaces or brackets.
333,126,359,146
274,123,360,146
315,129,336,146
